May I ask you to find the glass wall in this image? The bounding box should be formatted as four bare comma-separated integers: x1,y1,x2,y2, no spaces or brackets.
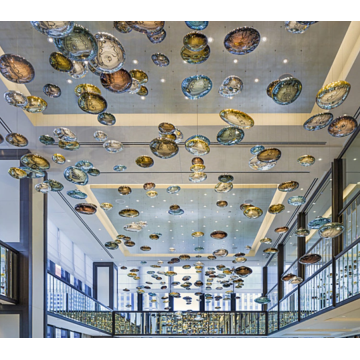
267,253,278,291
0,242,18,301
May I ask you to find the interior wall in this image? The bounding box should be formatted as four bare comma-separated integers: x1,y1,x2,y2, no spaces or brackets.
0,314,20,338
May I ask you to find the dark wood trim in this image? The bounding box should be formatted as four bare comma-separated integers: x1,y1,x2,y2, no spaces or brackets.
93,262,117,310
43,173,48,338
338,190,360,216
297,212,306,280
277,244,284,300
332,159,343,256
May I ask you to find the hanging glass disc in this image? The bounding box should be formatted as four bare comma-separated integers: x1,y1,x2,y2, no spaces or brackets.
114,165,127,172
0,54,35,84
318,222,345,238
54,24,98,61
167,185,181,194
257,148,281,163
183,32,208,52
53,127,77,141
181,75,212,99
219,109,254,129
185,21,208,30
125,21,165,35
4,90,28,107
249,156,276,171
30,21,74,38
98,112,116,126
67,189,87,200
100,69,132,93
328,115,357,137
78,92,107,114
224,27,261,55
316,80,351,109
69,61,88,79
278,181,299,192
23,96,47,113
63,166,88,185
217,127,244,145
39,135,55,145
181,46,210,65
94,131,108,142
49,52,74,72
288,196,306,206
114,21,132,33
214,182,233,193
148,29,166,44
151,53,170,67
103,140,123,153
52,154,66,164
43,84,61,98
8,167,27,179
185,135,210,155
20,153,50,171
75,203,97,215
58,140,80,151
250,145,265,155
297,155,315,166
74,83,101,97
90,32,126,74
189,172,207,182
136,156,154,168
285,21,309,34
149,138,179,159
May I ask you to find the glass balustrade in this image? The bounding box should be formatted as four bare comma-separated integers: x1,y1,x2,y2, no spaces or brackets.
47,273,112,333
305,237,333,278
267,306,278,334
114,311,265,336
279,290,298,328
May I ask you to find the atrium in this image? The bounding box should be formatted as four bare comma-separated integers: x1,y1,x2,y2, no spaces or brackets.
1,14,360,346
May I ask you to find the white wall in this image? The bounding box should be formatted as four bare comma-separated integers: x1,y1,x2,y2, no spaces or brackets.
0,160,20,243
0,314,20,337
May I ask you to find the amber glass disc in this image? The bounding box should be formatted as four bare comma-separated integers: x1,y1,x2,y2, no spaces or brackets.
126,21,165,35
192,231,204,238
214,182,233,193
143,182,155,190
0,54,35,83
234,266,253,277
257,148,281,163
137,86,148,97
124,240,135,247
100,203,113,211
105,241,119,250
278,180,299,192
118,186,132,195
49,52,73,72
275,226,289,234
69,60,88,79
219,109,254,129
216,200,228,208
263,247,279,254
100,69,132,93
281,273,296,281
181,45,210,65
210,230,227,239
297,155,315,166
299,254,322,264
130,69,148,85
224,27,261,55
244,206,263,219
135,156,154,168
268,204,285,214
147,191,158,198
270,76,302,105
8,167,27,179
183,32,208,52
158,122,175,134
78,92,107,114
119,209,139,218
23,96,47,113
328,116,357,137
74,83,101,97
21,153,50,171
30,21,74,38
192,157,204,165
316,80,351,110
213,249,228,257
114,21,132,33
75,203,97,215
58,140,80,151
6,133,28,147
260,237,272,244
52,153,66,164
140,246,151,252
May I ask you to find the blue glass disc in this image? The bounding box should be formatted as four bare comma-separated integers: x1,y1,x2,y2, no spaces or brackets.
287,196,306,206
217,127,244,145
181,75,212,100
67,189,88,199
185,21,209,30
303,113,333,131
75,160,93,171
318,222,345,238
167,185,181,194
114,165,127,172
64,166,89,185
39,135,55,145
308,216,331,229
88,168,100,176
250,145,265,155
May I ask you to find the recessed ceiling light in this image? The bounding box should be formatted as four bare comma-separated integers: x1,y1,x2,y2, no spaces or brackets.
300,188,303,191
262,37,267,42
99,229,101,231
160,78,165,83
66,159,71,162
141,96,146,100
354,158,357,161
67,79,72,84
208,37,213,43
254,78,259,83
163,200,166,202
283,59,288,64
184,96,189,100
47,37,53,43
318,158,322,161
151,205,154,208
136,200,139,202
133,59,138,64
233,59,238,64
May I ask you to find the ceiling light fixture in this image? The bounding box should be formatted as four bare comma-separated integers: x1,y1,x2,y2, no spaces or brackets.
283,59,288,63
208,37,213,43
47,37,53,43
67,79,72,84
262,37,267,42
160,78,165,83
133,59,138,64
254,78,259,83
233,59,238,64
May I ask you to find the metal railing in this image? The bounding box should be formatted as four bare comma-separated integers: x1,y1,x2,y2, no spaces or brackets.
47,273,112,334
0,240,18,303
114,311,266,336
